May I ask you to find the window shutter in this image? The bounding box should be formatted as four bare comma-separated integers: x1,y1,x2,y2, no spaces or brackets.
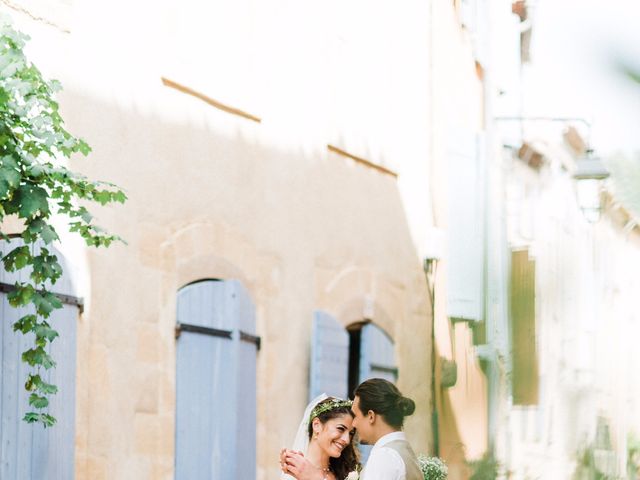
0,240,77,480
510,250,538,405
358,323,397,384
309,311,349,401
229,280,257,480
446,130,485,322
175,280,257,479
358,323,397,463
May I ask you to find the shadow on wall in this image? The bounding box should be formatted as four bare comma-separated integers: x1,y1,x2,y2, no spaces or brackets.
58,87,415,254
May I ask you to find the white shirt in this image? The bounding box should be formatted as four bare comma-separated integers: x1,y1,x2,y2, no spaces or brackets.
360,432,407,480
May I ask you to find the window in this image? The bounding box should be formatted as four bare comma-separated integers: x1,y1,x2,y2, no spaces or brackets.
510,249,538,405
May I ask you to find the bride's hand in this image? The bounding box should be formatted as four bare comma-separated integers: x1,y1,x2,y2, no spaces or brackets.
280,449,304,476
281,450,325,480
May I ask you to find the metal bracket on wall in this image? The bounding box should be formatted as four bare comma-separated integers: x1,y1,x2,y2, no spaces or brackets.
0,281,84,313
239,331,261,350
175,322,261,350
370,363,399,377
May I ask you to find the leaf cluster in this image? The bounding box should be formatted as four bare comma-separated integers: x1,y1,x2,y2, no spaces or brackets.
0,20,126,426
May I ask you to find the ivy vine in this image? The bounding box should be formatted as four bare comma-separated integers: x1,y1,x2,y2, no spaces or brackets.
0,20,126,427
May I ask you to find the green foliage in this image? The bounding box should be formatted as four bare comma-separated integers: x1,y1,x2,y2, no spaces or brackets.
417,454,448,480
0,19,126,426
573,444,616,480
628,434,640,479
468,454,499,480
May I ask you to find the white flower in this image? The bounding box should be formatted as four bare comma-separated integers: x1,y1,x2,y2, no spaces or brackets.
417,454,448,480
345,471,360,480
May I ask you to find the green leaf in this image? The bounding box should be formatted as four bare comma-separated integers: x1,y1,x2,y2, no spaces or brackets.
2,245,31,271
77,139,91,155
23,412,41,423
37,379,58,395
7,283,35,307
31,252,62,284
14,184,50,218
32,290,63,317
13,314,37,334
35,324,59,342
0,157,21,199
40,223,58,244
26,374,58,394
40,413,57,427
22,346,56,369
28,393,49,409
114,190,127,203
93,190,112,205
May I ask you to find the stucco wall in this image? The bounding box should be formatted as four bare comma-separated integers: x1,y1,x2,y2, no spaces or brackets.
61,89,431,479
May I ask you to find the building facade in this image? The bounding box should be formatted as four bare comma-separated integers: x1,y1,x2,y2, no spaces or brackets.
0,0,444,478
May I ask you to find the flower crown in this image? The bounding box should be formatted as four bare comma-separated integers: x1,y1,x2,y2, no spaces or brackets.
310,398,353,422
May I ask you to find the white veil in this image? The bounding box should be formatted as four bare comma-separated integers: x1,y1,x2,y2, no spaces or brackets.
280,393,328,480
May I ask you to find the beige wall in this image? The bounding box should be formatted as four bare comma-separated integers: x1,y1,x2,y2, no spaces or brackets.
2,0,437,478
64,91,431,479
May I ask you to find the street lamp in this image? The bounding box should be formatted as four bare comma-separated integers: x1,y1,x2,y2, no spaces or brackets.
573,150,610,223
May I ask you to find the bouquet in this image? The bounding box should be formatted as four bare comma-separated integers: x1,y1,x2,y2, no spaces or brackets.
417,454,448,480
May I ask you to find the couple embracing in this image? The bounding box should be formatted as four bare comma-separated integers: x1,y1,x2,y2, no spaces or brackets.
280,378,422,480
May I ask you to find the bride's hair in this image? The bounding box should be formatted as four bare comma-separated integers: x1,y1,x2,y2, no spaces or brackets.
308,397,360,479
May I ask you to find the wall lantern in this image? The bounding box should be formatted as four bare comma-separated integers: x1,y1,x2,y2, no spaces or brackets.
573,150,609,223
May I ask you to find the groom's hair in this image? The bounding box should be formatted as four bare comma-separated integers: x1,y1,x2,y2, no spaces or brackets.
354,378,415,429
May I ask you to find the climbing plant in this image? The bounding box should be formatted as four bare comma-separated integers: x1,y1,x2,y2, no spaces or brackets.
0,20,125,427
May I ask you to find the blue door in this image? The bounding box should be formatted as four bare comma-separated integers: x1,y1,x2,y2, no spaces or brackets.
0,240,78,479
175,279,258,480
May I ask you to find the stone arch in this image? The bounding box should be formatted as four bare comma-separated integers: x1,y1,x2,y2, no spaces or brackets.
316,265,404,342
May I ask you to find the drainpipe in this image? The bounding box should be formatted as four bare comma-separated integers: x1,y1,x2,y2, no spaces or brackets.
426,0,440,458
424,258,440,457
481,0,501,462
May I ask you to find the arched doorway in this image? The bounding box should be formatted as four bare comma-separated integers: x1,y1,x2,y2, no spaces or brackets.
174,279,259,479
308,311,397,399
308,311,398,463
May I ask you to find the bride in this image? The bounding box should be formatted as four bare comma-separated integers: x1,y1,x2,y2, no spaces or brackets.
280,395,361,480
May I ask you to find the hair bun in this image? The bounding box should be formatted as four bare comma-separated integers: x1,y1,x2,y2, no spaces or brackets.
397,396,416,416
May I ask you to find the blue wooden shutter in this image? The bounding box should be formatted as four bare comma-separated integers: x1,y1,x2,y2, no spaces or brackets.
309,311,349,401
229,280,257,480
446,130,485,322
358,323,397,463
358,323,397,383
1,240,77,480
175,279,257,480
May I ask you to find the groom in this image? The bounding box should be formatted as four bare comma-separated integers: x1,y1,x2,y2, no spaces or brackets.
284,378,422,480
